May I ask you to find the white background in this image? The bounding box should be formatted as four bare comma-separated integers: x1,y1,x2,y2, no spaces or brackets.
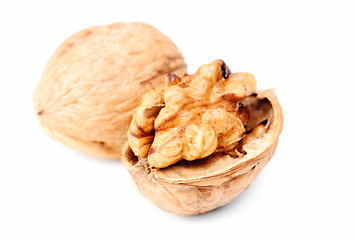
1,0,356,239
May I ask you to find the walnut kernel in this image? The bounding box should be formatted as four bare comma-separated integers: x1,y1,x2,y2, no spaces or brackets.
128,60,256,168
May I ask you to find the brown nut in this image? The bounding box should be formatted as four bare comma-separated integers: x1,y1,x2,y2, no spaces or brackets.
128,60,257,168
121,60,283,215
33,22,186,158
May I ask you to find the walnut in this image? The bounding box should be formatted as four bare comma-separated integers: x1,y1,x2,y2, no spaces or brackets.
128,60,256,168
122,60,283,215
33,22,186,158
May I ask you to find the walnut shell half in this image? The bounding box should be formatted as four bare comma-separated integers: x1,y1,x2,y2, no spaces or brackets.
121,89,283,215
33,22,186,159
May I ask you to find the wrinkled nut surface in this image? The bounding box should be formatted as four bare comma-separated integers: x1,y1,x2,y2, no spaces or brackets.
122,60,283,215
128,60,257,168
33,22,186,159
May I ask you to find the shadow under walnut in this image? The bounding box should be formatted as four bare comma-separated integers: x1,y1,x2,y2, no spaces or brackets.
121,89,283,215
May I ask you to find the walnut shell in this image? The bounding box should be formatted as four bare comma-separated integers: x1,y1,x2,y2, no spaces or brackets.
33,22,186,158
121,89,283,215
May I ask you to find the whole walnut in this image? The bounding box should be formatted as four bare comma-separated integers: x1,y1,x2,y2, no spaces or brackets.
33,22,186,158
122,60,283,215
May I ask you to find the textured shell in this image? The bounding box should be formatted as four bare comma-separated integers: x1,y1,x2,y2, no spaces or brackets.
33,22,186,158
121,89,283,215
